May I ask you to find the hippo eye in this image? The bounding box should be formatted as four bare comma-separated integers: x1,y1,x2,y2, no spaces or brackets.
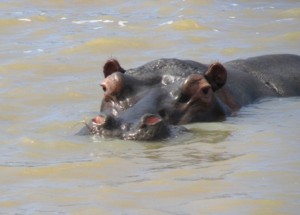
100,72,124,97
202,86,210,95
177,93,190,103
101,84,107,92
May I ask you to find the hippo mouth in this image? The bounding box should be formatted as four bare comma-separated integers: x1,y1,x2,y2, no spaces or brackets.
84,113,170,141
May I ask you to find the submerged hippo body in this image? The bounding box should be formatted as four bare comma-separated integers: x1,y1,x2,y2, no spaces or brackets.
81,54,300,140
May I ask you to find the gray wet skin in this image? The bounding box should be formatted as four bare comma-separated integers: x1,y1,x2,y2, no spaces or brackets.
79,54,300,140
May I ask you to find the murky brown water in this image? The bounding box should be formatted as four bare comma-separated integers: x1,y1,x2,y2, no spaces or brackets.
1,1,300,214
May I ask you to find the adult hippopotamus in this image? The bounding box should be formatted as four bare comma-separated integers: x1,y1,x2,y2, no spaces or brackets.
80,54,300,140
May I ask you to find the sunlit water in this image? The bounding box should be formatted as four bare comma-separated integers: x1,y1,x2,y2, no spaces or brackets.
1,1,300,214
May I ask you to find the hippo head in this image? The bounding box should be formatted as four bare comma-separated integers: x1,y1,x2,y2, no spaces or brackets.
84,58,227,140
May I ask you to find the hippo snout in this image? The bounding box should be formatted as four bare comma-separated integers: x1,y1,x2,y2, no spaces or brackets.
87,114,120,137
92,114,117,130
123,114,170,141
85,114,170,141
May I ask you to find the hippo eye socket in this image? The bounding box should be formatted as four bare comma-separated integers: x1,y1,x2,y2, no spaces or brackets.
100,84,107,92
177,93,190,103
202,86,210,95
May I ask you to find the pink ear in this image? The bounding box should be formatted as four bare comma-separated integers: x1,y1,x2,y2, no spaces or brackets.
144,115,162,125
92,115,105,125
103,59,125,78
204,63,227,91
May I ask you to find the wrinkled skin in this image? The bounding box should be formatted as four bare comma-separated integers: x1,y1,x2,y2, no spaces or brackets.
80,54,300,140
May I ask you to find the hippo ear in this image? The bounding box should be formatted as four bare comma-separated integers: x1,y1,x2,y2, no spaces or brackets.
103,59,126,78
204,63,227,91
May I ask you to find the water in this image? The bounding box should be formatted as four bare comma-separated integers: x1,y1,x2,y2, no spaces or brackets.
1,0,300,214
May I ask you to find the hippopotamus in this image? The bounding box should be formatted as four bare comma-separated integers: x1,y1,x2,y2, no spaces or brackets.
80,54,300,140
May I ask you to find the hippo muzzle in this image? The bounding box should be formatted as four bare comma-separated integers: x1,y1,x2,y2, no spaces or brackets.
85,113,170,141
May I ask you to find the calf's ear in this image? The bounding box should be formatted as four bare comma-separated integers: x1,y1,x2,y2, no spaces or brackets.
103,59,126,78
204,63,227,91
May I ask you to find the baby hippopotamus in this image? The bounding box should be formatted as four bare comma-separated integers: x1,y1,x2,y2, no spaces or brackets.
80,54,300,140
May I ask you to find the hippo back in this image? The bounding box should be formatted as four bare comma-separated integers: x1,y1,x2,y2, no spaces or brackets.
126,58,208,80
225,54,300,97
